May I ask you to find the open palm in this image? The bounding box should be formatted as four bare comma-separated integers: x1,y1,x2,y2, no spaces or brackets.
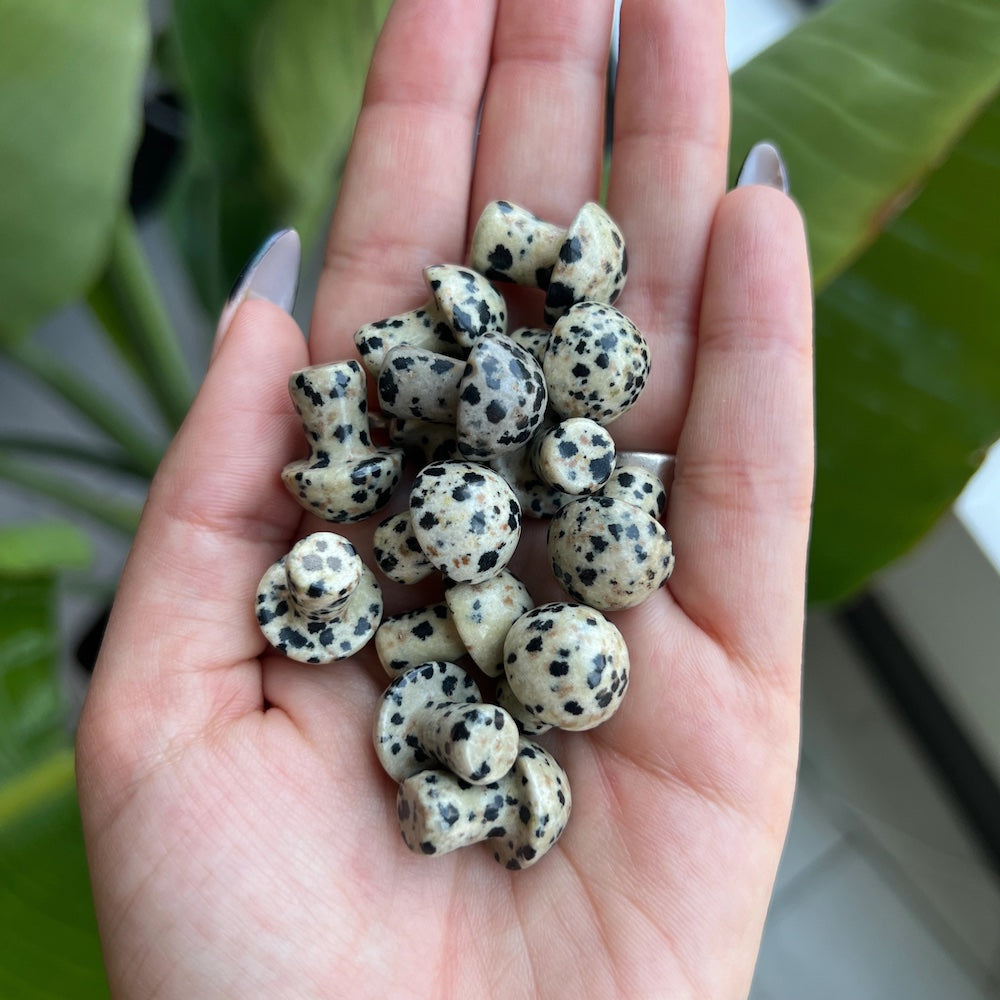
76,2,813,997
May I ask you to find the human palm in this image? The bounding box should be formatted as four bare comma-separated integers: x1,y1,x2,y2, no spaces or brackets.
76,1,813,997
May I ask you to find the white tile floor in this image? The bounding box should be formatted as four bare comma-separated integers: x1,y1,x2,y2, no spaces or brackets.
750,611,1000,999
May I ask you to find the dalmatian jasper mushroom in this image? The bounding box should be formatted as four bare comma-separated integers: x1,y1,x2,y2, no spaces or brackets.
494,677,552,736
377,345,465,424
372,510,434,585
373,661,519,785
387,416,461,465
354,303,461,380
282,360,404,522
544,202,628,324
503,602,629,731
443,569,534,676
469,200,566,288
599,460,669,520
375,603,466,677
530,417,616,496
425,264,507,349
409,461,521,584
506,326,551,365
489,416,574,520
256,532,383,664
547,495,675,611
543,301,650,426
373,569,533,677
456,334,548,460
396,736,571,869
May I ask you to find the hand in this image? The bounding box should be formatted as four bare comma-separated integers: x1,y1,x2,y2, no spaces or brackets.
76,2,813,997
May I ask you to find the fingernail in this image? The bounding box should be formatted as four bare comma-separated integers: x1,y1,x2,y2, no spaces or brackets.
736,142,789,194
215,228,301,347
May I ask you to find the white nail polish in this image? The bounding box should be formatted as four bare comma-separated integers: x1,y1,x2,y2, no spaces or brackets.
735,142,789,194
215,228,301,344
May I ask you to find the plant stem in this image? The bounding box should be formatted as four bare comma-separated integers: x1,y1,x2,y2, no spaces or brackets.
101,213,196,431
0,454,142,536
1,339,163,479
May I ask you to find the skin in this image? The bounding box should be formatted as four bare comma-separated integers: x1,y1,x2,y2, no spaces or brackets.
76,2,813,998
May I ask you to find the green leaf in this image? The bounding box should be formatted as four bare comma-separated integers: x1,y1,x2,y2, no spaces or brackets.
169,0,389,312
170,0,284,310
0,522,92,577
809,93,1000,602
252,0,389,240
0,576,107,995
730,0,1000,289
0,0,149,341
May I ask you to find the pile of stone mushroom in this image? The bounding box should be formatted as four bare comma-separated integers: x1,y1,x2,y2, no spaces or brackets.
255,201,674,869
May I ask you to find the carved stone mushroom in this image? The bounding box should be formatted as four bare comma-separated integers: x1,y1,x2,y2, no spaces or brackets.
409,461,521,584
469,199,567,288
530,417,616,496
374,569,533,677
543,202,628,324
396,736,572,869
543,301,651,427
372,510,434,586
502,601,629,731
282,360,404,522
547,495,675,611
373,661,519,785
255,532,383,664
377,335,547,462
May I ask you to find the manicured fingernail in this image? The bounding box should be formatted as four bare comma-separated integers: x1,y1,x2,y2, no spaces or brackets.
215,228,301,347
736,142,789,194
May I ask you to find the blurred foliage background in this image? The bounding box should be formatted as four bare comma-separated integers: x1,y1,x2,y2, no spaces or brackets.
0,0,998,993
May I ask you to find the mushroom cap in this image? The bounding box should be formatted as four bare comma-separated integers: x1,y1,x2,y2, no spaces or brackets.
469,200,565,288
425,264,507,349
256,534,383,664
372,510,434,585
409,461,522,584
543,202,628,324
444,569,534,676
373,661,518,784
599,462,668,520
502,602,629,731
282,449,404,523
547,495,675,611
456,335,548,461
490,435,574,520
377,345,464,423
489,739,572,869
531,417,616,496
543,302,650,426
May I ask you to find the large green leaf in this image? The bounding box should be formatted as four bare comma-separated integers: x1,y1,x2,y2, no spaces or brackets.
730,0,1000,289
809,94,1000,601
252,0,391,240
170,0,275,311
0,0,148,342
170,0,390,313
0,574,107,996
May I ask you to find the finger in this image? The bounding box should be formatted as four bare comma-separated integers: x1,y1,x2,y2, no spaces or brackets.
91,301,309,732
469,0,614,229
606,0,730,451
310,0,498,360
668,187,814,683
